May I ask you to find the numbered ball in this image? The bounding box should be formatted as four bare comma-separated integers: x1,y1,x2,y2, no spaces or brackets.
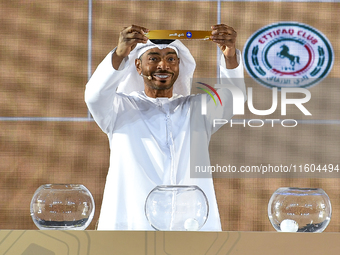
184,218,199,231
280,219,299,232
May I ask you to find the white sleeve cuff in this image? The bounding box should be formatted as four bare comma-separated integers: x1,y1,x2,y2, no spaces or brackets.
110,47,130,71
219,49,244,78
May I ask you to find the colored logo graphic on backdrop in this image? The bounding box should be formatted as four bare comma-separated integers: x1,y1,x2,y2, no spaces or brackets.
196,82,222,115
243,22,334,89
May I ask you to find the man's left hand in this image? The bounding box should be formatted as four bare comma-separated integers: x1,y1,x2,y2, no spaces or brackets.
210,24,238,69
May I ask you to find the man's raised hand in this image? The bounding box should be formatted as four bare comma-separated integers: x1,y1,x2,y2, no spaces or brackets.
112,25,149,70
210,24,238,69
116,25,149,58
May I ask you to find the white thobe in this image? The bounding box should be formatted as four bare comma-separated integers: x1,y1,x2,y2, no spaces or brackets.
85,49,246,231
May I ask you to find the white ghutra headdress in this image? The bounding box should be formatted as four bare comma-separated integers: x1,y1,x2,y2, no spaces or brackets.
116,39,196,97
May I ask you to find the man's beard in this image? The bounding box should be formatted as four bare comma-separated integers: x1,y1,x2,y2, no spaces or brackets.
145,81,174,90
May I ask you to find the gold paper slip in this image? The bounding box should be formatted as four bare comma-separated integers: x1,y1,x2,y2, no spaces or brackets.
145,30,212,40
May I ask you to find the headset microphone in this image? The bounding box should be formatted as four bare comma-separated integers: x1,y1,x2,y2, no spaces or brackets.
140,74,152,80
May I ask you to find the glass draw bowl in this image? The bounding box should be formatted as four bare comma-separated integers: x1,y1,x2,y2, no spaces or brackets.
268,187,331,232
145,185,209,231
30,184,95,230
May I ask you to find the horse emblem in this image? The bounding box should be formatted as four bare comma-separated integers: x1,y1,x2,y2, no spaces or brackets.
277,45,300,66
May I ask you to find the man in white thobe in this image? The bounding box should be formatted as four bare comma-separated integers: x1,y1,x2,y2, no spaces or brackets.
85,24,246,230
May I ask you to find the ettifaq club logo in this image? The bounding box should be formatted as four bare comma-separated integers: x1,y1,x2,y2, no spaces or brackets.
243,22,334,89
196,82,222,115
